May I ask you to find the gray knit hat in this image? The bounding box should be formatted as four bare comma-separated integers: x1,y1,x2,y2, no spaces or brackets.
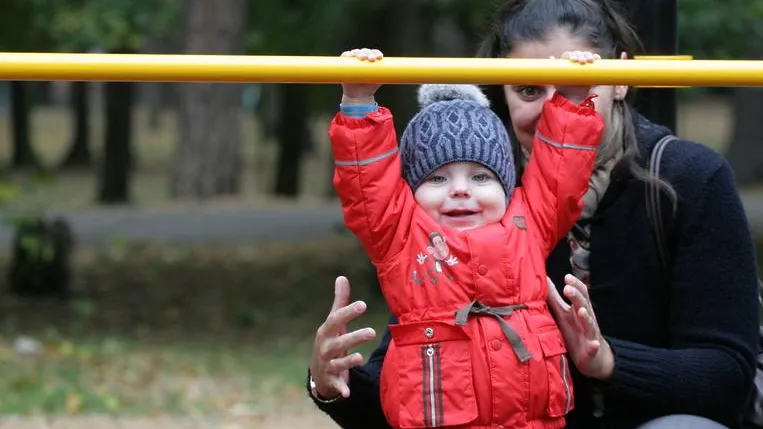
400,84,515,199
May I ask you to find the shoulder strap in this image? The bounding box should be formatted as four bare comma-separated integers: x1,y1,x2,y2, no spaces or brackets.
646,134,678,271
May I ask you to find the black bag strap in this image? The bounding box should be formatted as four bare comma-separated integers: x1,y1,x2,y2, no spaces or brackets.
646,134,678,271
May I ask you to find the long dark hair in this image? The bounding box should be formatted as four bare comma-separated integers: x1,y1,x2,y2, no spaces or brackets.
476,0,676,205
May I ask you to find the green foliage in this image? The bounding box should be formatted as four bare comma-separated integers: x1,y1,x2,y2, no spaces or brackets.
248,0,352,55
1,0,760,59
0,0,180,52
47,0,181,52
0,181,21,206
0,0,51,50
679,0,763,58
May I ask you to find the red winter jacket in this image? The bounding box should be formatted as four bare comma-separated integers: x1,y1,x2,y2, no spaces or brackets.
329,93,604,429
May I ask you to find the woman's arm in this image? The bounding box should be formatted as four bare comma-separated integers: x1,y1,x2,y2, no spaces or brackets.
601,154,758,425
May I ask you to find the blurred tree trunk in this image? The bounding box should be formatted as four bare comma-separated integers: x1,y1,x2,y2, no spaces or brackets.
724,87,763,186
273,84,311,197
376,0,433,136
142,32,165,131
10,81,40,169
97,76,134,204
34,82,53,105
271,0,315,198
141,31,180,131
60,81,92,169
171,0,246,198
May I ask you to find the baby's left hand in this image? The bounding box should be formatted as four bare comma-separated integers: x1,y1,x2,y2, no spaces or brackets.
551,51,602,105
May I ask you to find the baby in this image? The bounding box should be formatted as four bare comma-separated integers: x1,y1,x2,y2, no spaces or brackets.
329,48,604,429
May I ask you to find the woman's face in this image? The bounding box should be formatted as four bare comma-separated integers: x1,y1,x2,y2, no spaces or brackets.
503,29,627,151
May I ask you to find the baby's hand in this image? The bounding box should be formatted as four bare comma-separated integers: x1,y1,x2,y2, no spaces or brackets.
552,51,602,105
342,48,384,62
560,50,601,64
341,48,384,103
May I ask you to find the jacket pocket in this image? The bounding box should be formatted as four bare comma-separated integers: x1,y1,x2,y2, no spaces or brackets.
538,330,574,418
386,320,478,428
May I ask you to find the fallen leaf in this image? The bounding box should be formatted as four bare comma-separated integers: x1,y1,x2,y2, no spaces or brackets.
66,392,82,414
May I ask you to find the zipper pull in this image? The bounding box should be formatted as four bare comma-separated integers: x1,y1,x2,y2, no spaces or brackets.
426,345,435,357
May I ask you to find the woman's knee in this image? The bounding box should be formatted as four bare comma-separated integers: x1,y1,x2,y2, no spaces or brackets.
636,414,729,429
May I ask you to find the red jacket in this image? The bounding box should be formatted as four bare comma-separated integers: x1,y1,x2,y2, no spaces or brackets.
329,93,604,429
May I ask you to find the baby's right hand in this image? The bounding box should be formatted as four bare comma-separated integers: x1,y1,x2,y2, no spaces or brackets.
341,48,383,103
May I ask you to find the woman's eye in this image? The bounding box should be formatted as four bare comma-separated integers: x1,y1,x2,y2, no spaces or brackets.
516,86,543,100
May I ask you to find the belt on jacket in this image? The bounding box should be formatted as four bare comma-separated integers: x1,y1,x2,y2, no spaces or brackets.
455,300,533,363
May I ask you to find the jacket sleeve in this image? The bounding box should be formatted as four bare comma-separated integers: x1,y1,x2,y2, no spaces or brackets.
601,157,758,425
329,107,415,263
520,93,604,255
310,316,396,429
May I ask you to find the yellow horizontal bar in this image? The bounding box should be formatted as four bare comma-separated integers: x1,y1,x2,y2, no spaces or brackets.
0,52,760,87
633,55,694,61
632,56,694,88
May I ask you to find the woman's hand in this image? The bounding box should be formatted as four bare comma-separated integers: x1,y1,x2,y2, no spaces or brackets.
547,274,615,381
309,276,377,399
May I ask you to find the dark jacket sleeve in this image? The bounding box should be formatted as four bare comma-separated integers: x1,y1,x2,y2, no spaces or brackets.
601,150,759,426
309,316,396,429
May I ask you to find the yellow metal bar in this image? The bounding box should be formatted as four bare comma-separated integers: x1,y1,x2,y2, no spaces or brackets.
633,55,694,88
633,55,694,61
0,52,760,87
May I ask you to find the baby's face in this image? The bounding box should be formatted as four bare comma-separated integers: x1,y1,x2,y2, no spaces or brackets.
414,161,507,231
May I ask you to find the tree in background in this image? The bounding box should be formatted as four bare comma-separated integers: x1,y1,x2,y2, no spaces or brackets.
680,0,763,186
39,0,181,202
249,0,351,197
170,0,247,198
0,0,49,170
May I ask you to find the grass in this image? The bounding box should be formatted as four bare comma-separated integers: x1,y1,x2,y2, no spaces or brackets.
0,235,392,416
0,337,255,416
0,334,388,417
0,333,370,417
0,321,391,417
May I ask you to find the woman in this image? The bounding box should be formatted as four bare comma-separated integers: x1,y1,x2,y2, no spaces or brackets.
306,0,760,428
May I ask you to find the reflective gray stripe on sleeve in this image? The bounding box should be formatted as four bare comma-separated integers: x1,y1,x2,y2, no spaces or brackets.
334,147,399,166
535,131,597,151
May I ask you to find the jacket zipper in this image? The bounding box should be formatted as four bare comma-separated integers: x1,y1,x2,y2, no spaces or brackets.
426,345,437,426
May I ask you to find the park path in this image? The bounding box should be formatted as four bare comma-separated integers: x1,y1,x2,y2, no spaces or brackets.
2,189,763,246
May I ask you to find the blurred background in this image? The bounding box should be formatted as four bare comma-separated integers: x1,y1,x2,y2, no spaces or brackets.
0,0,759,427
